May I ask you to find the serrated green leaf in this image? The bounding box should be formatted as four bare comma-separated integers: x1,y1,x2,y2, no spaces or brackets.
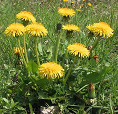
30,75,49,89
38,91,48,99
11,102,19,109
27,60,38,73
81,66,110,85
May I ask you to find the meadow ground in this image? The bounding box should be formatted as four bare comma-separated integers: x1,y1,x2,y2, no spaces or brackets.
0,0,118,113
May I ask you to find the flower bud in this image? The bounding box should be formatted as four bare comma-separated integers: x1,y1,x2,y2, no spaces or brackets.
93,55,99,62
56,23,62,32
88,83,96,99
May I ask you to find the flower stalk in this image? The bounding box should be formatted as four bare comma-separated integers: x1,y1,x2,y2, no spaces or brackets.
17,38,27,68
35,37,40,66
64,31,73,61
90,36,100,53
54,32,61,62
63,56,77,85
54,23,62,62
23,35,28,63
66,31,73,45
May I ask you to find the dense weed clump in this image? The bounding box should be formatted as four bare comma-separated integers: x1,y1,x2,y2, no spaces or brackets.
0,0,118,113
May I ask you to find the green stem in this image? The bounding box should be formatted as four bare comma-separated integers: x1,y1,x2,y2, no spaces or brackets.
90,36,100,53
53,32,62,62
87,37,91,47
64,31,73,62
63,56,77,85
17,38,27,68
23,35,28,63
35,37,40,66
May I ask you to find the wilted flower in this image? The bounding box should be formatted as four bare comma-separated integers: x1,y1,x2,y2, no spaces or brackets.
88,45,93,50
58,8,75,17
86,22,113,38
4,23,25,37
93,55,99,62
67,43,90,57
25,22,48,37
14,47,24,56
16,11,36,22
38,62,64,79
62,24,80,32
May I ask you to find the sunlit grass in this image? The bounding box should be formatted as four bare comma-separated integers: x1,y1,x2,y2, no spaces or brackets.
0,0,118,113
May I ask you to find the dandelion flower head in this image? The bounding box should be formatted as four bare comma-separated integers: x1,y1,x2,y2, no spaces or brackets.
4,23,25,37
38,62,64,79
26,22,48,37
88,3,92,6
71,1,74,4
76,9,82,12
16,11,36,22
14,47,24,56
62,24,80,31
58,8,75,17
67,43,90,57
63,0,68,2
86,22,113,38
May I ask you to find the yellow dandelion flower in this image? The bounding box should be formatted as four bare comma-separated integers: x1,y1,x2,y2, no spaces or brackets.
14,47,24,56
58,8,75,17
86,22,114,38
88,3,92,6
16,11,36,22
71,1,74,4
4,23,25,37
25,22,48,37
76,9,82,12
63,0,68,2
38,62,64,79
62,24,80,31
67,43,90,57
83,0,85,2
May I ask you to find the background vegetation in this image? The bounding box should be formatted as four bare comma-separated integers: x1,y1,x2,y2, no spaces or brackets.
0,0,118,113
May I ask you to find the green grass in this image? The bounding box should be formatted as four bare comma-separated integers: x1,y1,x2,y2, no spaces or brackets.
0,0,118,113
